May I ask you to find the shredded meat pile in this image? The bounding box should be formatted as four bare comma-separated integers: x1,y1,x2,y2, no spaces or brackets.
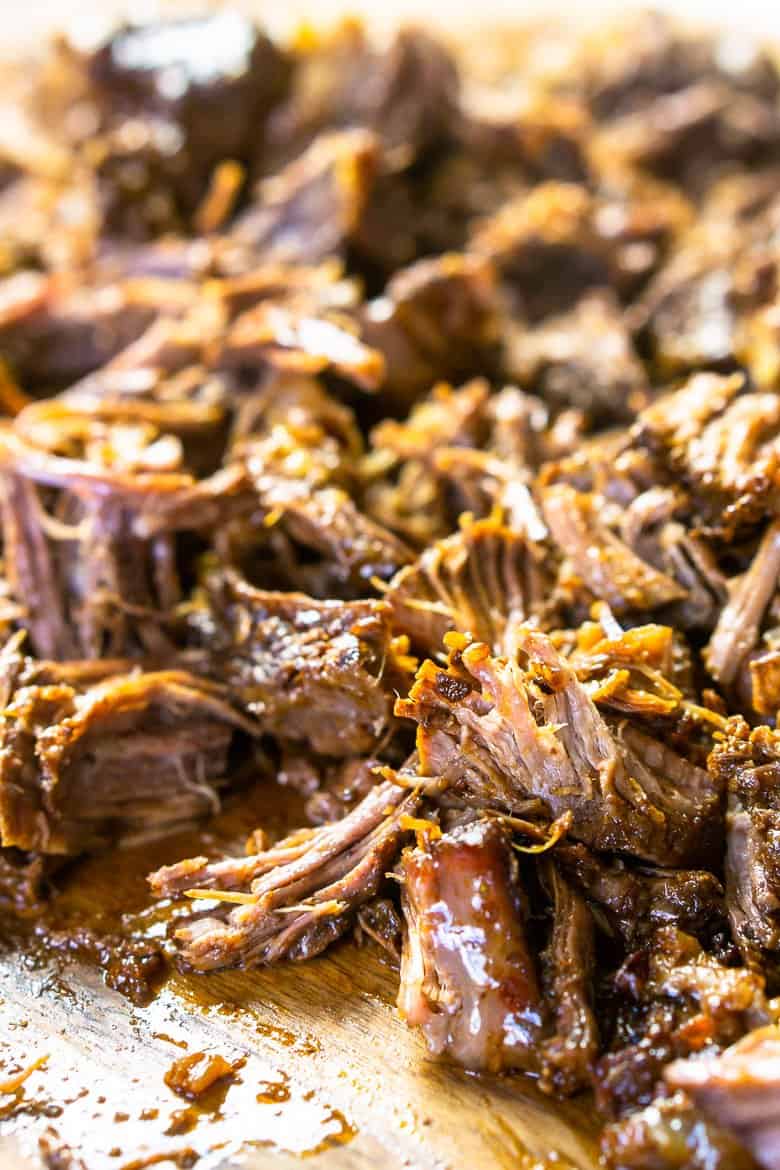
6,11,780,1167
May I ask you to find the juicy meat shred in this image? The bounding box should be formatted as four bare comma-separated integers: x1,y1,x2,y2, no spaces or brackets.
594,926,769,1121
539,860,599,1095
385,509,554,656
396,626,720,864
149,778,419,969
541,484,687,614
710,718,780,962
0,640,253,854
397,816,546,1073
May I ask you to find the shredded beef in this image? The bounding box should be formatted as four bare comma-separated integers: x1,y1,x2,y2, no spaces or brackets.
9,13,780,1165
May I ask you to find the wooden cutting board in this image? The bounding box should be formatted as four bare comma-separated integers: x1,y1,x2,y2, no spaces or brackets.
0,783,600,1170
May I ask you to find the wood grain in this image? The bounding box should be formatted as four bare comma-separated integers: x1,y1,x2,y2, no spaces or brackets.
0,943,600,1169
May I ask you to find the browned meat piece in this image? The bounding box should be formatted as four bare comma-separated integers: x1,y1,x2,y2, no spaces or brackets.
396,626,721,865
539,861,599,1096
222,376,413,595
594,927,768,1119
472,182,611,322
633,248,738,376
267,25,459,163
634,373,780,535
705,521,780,695
398,816,546,1073
591,169,692,299
580,11,779,121
87,12,292,236
361,254,500,408
355,896,403,958
191,571,413,757
541,484,686,615
602,1091,759,1170
217,298,384,391
506,290,649,422
149,778,418,969
385,509,555,657
0,661,254,855
0,409,243,659
230,461,413,595
234,130,379,263
666,1025,780,1170
558,842,726,947
710,718,780,963
364,379,541,546
597,81,780,195
0,273,173,391
616,486,727,633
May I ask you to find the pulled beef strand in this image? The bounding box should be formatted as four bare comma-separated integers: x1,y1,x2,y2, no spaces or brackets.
149,778,419,969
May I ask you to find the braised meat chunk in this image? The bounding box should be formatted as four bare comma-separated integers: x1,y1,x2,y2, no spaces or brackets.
0,651,254,854
398,816,546,1073
396,626,720,864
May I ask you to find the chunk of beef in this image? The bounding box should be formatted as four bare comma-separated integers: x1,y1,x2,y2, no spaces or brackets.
217,297,384,391
705,521,780,697
634,373,780,536
0,663,254,855
385,510,555,657
616,486,727,633
190,571,412,757
602,1091,759,1170
472,182,611,322
598,81,780,195
539,861,599,1095
234,129,379,264
710,718,780,963
267,26,459,163
149,778,418,969
398,816,546,1073
595,927,768,1120
580,11,779,121
506,290,649,423
396,626,721,864
0,412,243,659
0,273,174,391
224,379,413,594
666,1025,780,1170
361,254,500,409
87,13,292,235
541,484,686,615
558,842,726,947
364,379,549,547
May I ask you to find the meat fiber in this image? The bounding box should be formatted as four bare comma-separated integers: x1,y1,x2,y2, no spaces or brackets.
397,816,546,1072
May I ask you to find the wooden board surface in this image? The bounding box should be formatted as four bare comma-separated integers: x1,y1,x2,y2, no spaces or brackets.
0,944,600,1170
0,784,600,1170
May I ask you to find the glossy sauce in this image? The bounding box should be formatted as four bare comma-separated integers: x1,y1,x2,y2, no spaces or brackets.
0,778,598,1168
